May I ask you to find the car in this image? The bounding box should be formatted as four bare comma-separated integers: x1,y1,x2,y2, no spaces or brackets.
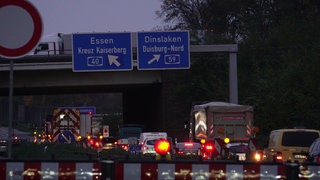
141,139,159,155
101,137,117,150
174,142,202,157
263,128,320,163
308,137,320,163
226,142,249,161
84,137,102,149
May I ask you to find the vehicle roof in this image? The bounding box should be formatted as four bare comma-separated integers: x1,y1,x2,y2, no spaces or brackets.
271,129,320,133
193,101,253,112
175,142,201,145
226,142,248,148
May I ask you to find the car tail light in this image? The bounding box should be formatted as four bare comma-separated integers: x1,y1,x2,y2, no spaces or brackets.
89,139,94,145
178,151,184,155
94,141,101,148
275,151,283,162
204,143,214,152
121,145,128,151
142,146,148,151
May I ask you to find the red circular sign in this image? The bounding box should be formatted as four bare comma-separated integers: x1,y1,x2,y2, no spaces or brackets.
0,0,42,58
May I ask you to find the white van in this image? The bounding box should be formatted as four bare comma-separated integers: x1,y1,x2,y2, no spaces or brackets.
139,132,167,155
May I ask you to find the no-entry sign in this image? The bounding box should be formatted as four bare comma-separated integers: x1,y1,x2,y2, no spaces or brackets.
0,0,42,59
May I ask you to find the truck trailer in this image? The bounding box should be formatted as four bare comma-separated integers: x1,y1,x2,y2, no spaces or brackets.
190,101,254,142
189,101,258,160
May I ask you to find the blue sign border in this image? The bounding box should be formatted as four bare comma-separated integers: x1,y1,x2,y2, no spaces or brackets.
137,31,190,70
72,33,132,72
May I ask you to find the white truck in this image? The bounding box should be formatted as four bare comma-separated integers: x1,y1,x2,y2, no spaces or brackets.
139,132,167,155
189,101,258,160
29,33,72,55
44,107,95,144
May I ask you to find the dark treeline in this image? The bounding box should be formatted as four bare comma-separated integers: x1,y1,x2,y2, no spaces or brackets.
157,0,320,138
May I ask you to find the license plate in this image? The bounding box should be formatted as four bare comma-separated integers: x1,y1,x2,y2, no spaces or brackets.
294,154,307,159
236,153,246,161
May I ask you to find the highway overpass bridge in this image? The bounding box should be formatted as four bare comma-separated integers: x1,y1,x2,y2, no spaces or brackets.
0,44,238,138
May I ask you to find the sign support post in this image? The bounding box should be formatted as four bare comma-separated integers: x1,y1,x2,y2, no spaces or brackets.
0,0,43,158
8,60,13,159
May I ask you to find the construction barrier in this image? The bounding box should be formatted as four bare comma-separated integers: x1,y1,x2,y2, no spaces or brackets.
1,160,320,179
114,161,320,180
0,160,101,180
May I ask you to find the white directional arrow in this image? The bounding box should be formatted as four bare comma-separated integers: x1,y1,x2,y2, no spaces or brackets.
61,133,72,144
148,54,161,64
108,55,121,67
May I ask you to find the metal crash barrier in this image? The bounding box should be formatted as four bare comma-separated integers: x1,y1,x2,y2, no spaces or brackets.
1,160,320,179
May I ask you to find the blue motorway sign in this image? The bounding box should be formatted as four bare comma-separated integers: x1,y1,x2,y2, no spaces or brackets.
137,31,190,70
129,144,141,154
72,33,132,72
58,130,76,144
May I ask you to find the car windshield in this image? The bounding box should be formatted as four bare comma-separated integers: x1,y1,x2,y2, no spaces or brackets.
146,139,158,145
282,131,319,147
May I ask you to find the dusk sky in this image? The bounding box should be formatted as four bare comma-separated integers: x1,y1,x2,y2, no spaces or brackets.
28,0,164,36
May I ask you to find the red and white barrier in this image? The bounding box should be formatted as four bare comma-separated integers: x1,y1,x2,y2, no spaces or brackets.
0,161,101,180
1,161,320,179
115,162,288,180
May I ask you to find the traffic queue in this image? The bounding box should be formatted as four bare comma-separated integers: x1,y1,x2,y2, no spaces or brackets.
28,104,320,164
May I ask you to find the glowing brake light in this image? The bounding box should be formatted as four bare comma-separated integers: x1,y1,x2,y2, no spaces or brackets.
184,143,194,147
94,141,101,148
275,151,283,162
276,155,283,161
205,144,214,151
89,139,94,145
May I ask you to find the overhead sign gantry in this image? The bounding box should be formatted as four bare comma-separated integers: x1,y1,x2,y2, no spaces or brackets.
72,31,190,71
